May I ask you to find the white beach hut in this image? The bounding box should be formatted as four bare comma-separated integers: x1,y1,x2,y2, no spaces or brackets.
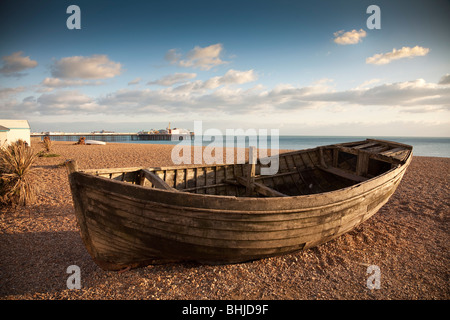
0,119,31,147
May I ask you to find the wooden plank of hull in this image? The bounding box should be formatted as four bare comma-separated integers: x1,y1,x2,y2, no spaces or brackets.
84,188,368,242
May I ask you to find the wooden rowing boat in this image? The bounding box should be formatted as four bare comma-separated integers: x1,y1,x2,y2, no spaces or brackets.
85,140,106,145
66,139,412,271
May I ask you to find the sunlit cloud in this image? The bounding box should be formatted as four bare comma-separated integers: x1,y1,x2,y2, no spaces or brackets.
40,77,103,88
128,77,142,85
165,44,228,70
438,73,450,85
0,51,38,77
366,46,430,65
148,73,197,86
0,86,26,99
333,29,367,45
50,54,122,79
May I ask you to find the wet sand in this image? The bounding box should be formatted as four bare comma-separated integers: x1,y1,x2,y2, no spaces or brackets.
0,141,448,300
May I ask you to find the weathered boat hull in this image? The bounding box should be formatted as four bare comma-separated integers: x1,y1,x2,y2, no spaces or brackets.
67,139,412,270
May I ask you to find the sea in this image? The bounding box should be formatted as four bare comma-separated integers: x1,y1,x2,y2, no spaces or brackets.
119,136,450,158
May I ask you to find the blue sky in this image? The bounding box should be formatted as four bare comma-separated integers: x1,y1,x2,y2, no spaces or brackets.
1,0,449,136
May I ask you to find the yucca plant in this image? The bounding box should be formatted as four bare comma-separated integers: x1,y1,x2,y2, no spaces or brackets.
0,140,38,206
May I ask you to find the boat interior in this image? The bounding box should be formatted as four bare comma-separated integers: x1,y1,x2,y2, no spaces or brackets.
82,139,412,198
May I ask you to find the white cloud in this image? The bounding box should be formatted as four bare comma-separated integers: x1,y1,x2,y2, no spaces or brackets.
0,51,38,76
146,69,257,93
165,44,228,70
299,79,450,112
50,54,122,79
40,77,103,88
203,69,257,89
36,90,101,114
355,78,382,89
93,77,448,116
218,69,257,85
3,67,449,121
438,74,450,85
148,73,197,86
128,77,141,85
366,46,430,65
333,29,367,45
0,90,102,117
0,86,26,99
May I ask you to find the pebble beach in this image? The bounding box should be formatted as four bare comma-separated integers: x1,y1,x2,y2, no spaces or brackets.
0,141,448,300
